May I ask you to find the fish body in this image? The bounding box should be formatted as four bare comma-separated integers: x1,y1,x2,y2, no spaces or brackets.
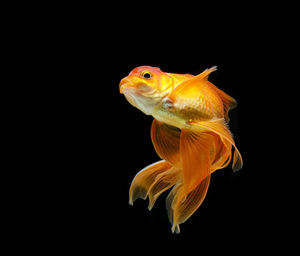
119,65,243,233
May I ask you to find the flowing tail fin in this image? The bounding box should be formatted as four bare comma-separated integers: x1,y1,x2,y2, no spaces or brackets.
162,127,214,233
129,158,210,234
129,160,180,210
165,118,240,233
129,118,242,233
166,175,210,233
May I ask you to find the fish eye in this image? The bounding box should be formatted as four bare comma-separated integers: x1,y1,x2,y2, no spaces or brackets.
141,71,152,79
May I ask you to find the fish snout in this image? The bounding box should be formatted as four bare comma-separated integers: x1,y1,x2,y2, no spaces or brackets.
119,77,132,94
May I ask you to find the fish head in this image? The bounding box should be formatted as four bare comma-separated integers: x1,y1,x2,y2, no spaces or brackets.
119,66,173,115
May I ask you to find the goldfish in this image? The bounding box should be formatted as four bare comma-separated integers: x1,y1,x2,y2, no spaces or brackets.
119,65,243,233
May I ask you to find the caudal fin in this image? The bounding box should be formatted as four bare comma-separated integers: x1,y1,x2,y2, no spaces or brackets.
166,175,210,233
130,118,242,233
129,160,180,210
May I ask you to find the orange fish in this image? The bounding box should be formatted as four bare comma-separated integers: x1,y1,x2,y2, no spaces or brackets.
119,66,243,233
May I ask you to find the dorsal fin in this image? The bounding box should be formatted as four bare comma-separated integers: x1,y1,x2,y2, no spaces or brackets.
168,66,237,122
168,66,218,101
198,66,218,80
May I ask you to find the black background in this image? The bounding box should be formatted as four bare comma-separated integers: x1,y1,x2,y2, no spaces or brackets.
30,5,296,253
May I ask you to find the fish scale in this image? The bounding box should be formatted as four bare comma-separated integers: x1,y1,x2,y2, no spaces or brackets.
174,95,214,121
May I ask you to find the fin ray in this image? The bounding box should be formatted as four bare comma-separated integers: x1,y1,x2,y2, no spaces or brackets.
210,132,232,172
147,167,179,210
169,66,217,100
151,119,181,167
129,160,172,205
166,175,211,233
190,119,243,172
180,128,212,192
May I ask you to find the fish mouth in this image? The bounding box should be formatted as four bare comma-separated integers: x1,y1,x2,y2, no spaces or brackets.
119,83,127,94
119,77,140,108
119,78,162,115
119,78,131,94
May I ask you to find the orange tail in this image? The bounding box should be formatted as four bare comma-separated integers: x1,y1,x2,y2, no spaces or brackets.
129,118,242,233
128,158,210,234
166,175,210,233
164,128,214,233
129,160,180,210
166,120,240,233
